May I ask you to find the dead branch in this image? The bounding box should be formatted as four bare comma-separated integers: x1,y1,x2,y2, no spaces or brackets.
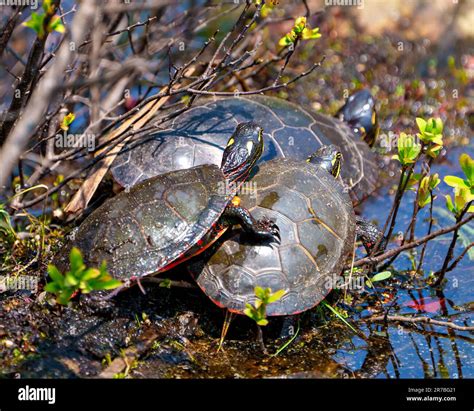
363,314,474,332
350,213,474,268
0,0,97,192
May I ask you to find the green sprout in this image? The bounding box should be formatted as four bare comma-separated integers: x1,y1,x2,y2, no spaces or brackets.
255,0,278,18
45,247,122,305
0,203,17,246
407,173,441,209
444,153,474,217
447,56,468,85
244,286,286,326
392,132,421,166
158,278,172,288
321,301,357,334
416,117,444,158
23,0,65,40
60,112,75,131
278,17,321,47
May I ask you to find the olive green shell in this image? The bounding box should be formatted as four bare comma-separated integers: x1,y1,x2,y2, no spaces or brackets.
54,165,231,280
189,159,356,316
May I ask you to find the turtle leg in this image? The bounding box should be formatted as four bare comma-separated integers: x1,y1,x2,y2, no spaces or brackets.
222,203,280,243
355,216,386,255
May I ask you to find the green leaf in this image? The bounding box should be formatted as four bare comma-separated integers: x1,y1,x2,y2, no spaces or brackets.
460,153,474,185
418,195,432,208
254,286,267,301
416,118,427,134
278,33,295,46
267,289,286,304
69,247,85,273
47,264,64,284
430,135,443,145
278,16,320,46
429,173,441,190
48,16,65,34
159,278,172,288
44,247,120,304
65,272,79,287
293,17,306,34
80,283,93,294
445,195,455,214
44,282,61,293
60,112,75,131
43,0,54,13
396,133,421,165
80,268,100,281
257,319,269,326
244,306,257,321
371,271,392,283
88,278,122,291
23,12,45,38
444,175,469,189
302,27,321,40
58,289,74,305
426,144,443,159
455,188,474,212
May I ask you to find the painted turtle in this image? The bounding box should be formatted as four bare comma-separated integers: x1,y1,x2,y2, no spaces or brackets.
54,122,280,286
112,90,380,204
188,145,383,317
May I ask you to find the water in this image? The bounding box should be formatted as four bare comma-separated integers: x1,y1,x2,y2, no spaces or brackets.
2,1,473,379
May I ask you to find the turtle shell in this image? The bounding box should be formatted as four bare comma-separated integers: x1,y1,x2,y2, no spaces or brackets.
188,159,356,316
112,96,378,203
54,164,232,281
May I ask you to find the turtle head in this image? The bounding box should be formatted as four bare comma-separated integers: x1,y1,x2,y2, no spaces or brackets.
221,122,263,183
337,89,379,147
307,145,343,178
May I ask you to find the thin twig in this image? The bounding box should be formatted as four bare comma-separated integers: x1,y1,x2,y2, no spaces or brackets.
363,314,474,331
350,214,474,268
432,201,473,286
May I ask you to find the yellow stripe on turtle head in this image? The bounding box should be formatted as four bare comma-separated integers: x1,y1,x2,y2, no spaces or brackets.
331,152,342,178
226,138,235,147
246,141,254,153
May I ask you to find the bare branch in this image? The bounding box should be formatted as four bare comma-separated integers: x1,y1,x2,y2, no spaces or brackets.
0,0,97,192
363,314,474,332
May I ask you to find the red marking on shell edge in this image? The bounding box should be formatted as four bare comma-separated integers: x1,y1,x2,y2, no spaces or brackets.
157,228,228,274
